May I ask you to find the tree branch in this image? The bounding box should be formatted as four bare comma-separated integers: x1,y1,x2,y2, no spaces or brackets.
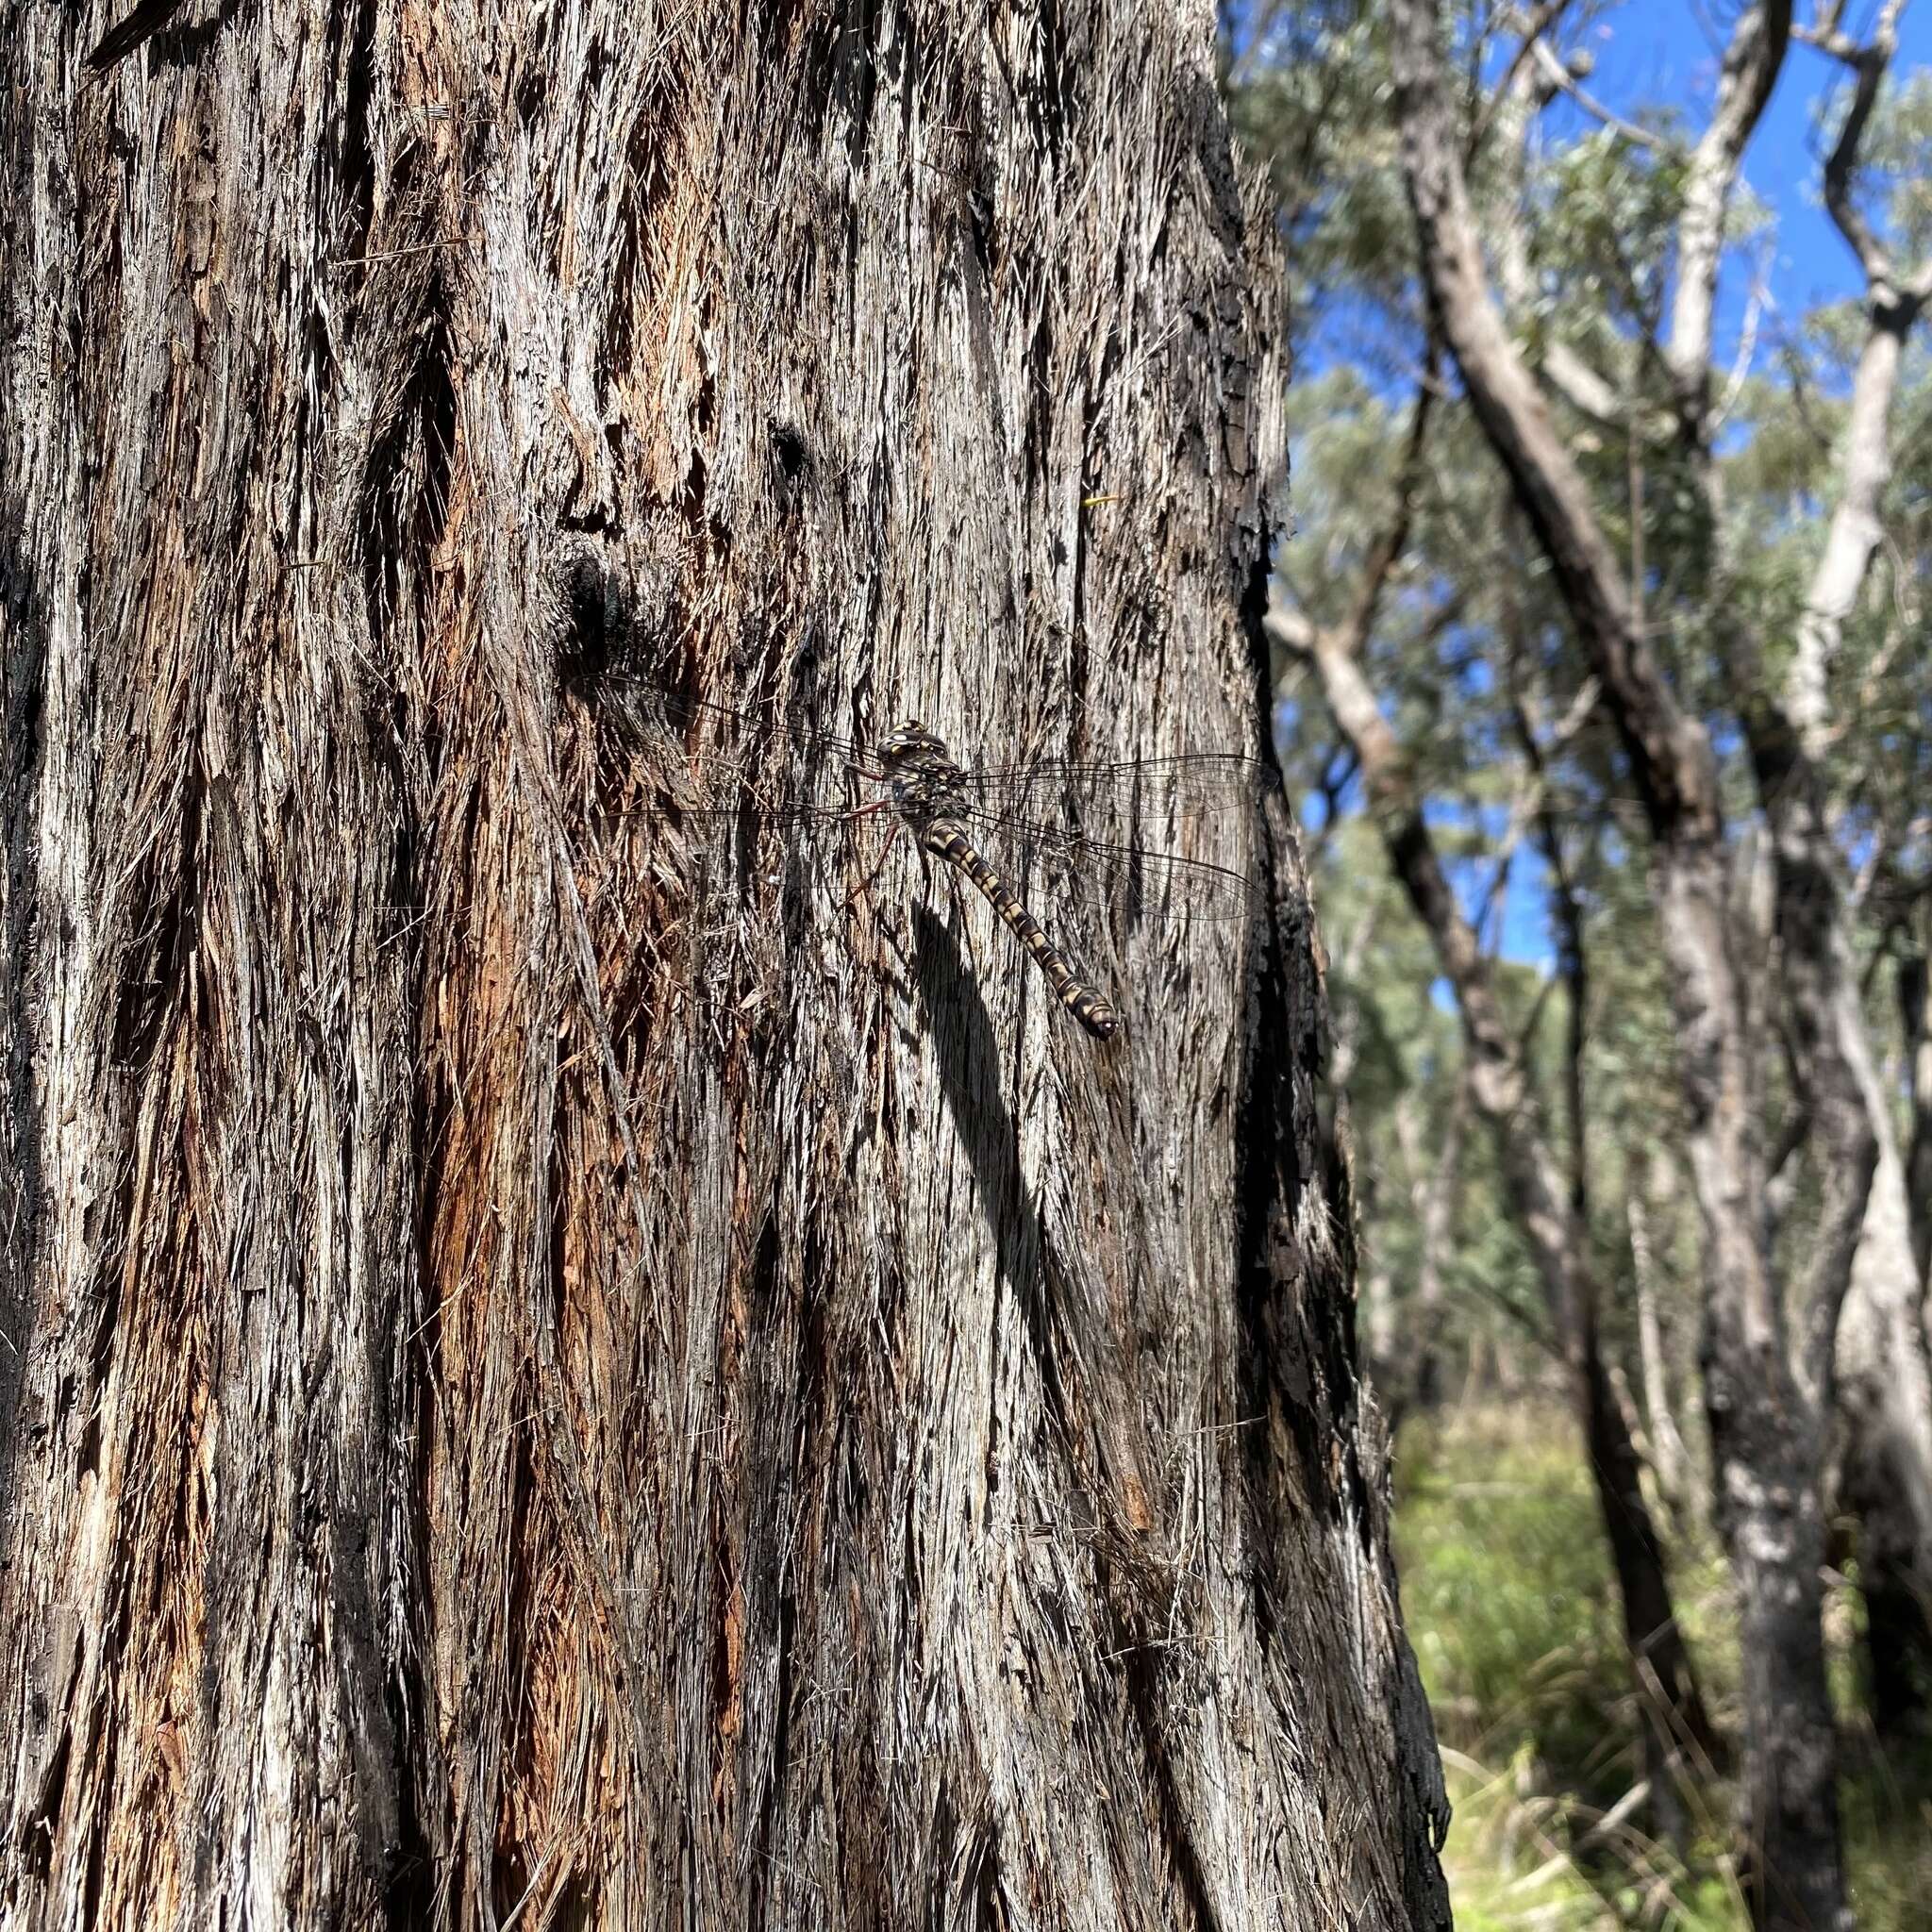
1389,0,1715,842
1467,0,1577,155
1664,1,1793,436
1509,655,1596,1221
1527,38,1671,153
1541,341,1630,429
1785,8,1929,756
1344,345,1442,653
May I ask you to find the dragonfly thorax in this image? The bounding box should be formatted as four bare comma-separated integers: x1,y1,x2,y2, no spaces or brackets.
877,719,970,832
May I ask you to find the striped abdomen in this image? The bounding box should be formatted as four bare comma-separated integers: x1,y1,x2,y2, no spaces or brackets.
924,824,1120,1041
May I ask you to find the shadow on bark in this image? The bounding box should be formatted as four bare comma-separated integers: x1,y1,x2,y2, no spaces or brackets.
0,537,42,1575
912,903,1055,1406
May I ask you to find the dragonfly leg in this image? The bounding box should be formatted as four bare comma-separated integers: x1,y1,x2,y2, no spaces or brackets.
841,804,904,917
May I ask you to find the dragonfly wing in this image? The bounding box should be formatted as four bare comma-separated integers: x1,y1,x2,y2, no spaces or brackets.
959,808,1264,924
958,753,1281,821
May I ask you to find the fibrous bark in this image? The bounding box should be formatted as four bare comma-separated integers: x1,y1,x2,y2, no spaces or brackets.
0,2,1450,1927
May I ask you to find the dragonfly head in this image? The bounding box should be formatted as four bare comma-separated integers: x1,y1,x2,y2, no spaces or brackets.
877,720,952,769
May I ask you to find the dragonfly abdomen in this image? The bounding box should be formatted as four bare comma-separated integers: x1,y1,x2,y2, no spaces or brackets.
924,824,1120,1041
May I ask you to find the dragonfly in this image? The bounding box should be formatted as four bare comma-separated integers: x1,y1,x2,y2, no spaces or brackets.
581,674,1278,1041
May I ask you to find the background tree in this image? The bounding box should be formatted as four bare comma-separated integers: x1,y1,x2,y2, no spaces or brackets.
0,1,1451,1926
1265,372,1723,1850
1229,1,1932,1925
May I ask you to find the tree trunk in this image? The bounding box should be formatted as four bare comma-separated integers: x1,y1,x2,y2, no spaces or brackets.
1629,1176,1691,1524
1905,947,1932,1291
1836,1112,1932,1738
1778,22,1932,1741
1661,825,1857,1932
0,2,1453,1927
1383,1083,1464,1434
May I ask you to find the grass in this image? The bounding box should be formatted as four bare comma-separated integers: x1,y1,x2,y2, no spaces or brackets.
1391,1401,1932,1930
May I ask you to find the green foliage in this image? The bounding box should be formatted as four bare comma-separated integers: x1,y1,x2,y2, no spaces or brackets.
1840,1737,1932,1932
1434,1751,1743,1932
1398,1406,1630,1780
1397,1407,1932,1929
1223,8,1414,340
1531,127,1693,336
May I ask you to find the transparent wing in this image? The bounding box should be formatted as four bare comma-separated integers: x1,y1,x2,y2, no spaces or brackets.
956,753,1281,821
580,800,1262,925
591,672,1279,823
574,690,1274,927
583,797,881,840
946,807,1264,924
582,749,1276,836
589,675,870,775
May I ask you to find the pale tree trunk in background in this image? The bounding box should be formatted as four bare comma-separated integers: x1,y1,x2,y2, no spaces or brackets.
1461,1330,1488,1403
1384,1079,1465,1433
1836,1093,1932,1738
1628,1170,1692,1528
1784,0,1932,1742
1274,590,1722,1837
0,4,1453,1928
1363,1253,1398,1385
1391,4,1883,1923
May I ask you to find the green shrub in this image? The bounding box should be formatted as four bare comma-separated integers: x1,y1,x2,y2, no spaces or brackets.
1392,1401,1930,1929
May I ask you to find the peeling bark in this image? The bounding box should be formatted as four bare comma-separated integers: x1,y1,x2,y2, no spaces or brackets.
0,4,1450,1927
